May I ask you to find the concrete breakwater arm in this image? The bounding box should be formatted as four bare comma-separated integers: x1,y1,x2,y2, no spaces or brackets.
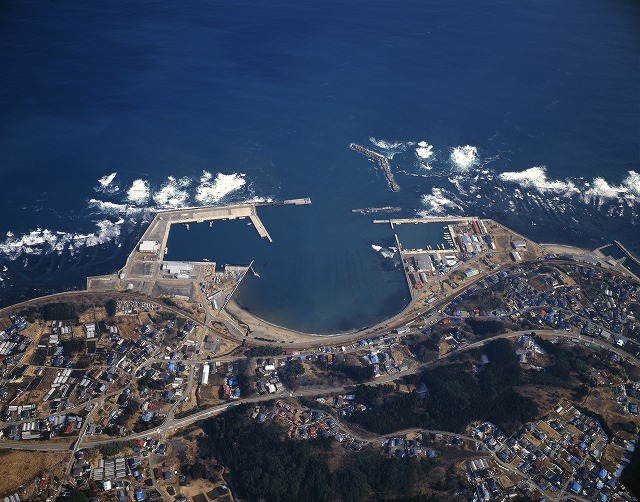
350,143,400,192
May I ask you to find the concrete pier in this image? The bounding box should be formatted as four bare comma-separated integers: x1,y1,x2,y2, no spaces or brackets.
249,206,272,242
350,143,400,192
89,199,311,294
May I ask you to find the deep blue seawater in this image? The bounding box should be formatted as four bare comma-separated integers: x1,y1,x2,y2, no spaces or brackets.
0,0,638,333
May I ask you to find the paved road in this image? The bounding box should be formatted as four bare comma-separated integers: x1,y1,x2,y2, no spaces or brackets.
2,328,637,453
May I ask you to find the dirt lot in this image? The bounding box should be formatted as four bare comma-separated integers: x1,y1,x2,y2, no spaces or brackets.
0,450,70,497
582,387,640,440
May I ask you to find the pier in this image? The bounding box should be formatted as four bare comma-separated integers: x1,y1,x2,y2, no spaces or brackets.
87,199,311,296
249,206,272,242
352,206,401,214
350,143,400,192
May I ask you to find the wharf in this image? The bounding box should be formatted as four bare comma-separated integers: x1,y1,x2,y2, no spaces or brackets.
87,198,311,296
350,143,400,192
373,216,478,227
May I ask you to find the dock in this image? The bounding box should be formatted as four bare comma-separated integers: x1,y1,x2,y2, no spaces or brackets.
350,143,400,192
373,216,479,227
87,198,311,296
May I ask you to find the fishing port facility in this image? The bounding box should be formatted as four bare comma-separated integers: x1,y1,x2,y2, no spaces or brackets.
86,199,311,323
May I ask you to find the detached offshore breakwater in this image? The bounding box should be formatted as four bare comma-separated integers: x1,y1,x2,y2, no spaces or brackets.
350,143,400,192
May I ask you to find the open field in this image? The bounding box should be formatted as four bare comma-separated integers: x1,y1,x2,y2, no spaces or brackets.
0,450,70,497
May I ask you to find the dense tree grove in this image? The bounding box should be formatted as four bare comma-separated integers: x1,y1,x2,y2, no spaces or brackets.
621,447,640,499
351,340,537,435
201,405,438,502
62,338,86,354
333,364,374,383
246,346,284,357
467,319,506,338
42,302,86,321
104,298,117,317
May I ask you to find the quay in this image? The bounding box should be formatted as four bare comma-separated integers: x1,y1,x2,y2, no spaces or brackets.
86,198,311,298
350,143,400,192
373,216,479,227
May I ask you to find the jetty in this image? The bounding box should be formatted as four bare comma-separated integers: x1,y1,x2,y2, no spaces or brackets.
350,143,400,192
352,206,401,214
614,240,640,269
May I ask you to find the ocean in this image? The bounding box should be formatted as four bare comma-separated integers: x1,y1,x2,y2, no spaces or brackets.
0,0,638,333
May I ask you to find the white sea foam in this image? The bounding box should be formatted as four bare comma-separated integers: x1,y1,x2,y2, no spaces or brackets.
368,137,414,159
371,244,395,259
418,188,463,216
498,166,579,195
450,145,478,171
98,172,117,188
127,179,150,204
195,171,246,204
369,137,405,150
0,220,123,260
623,171,640,197
88,199,130,214
415,141,434,160
583,177,625,204
152,176,191,208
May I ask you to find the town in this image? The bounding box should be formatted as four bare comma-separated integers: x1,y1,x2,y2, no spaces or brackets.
0,209,639,502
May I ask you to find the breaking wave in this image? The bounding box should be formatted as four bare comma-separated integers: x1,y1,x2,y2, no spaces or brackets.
152,176,191,208
0,220,123,261
195,171,246,204
450,145,479,171
127,179,150,204
499,166,579,195
97,172,118,191
415,141,434,160
368,137,414,159
418,188,463,216
371,244,397,260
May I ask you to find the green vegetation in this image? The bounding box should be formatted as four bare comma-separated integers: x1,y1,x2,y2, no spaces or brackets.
67,489,88,502
99,441,133,456
280,359,305,388
105,298,117,317
62,338,86,355
162,298,179,307
201,405,439,502
621,446,640,498
17,307,41,323
157,310,177,321
236,359,256,397
333,364,375,383
246,346,284,357
467,319,506,338
351,340,537,435
42,302,85,321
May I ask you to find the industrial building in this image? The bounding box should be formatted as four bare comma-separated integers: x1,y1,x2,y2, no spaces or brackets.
161,262,194,275
200,364,210,385
138,240,159,253
412,255,435,273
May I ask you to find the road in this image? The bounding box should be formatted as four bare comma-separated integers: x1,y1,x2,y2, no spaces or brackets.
2,328,637,453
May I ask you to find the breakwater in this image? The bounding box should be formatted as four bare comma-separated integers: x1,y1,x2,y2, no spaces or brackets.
352,206,401,214
350,143,400,192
